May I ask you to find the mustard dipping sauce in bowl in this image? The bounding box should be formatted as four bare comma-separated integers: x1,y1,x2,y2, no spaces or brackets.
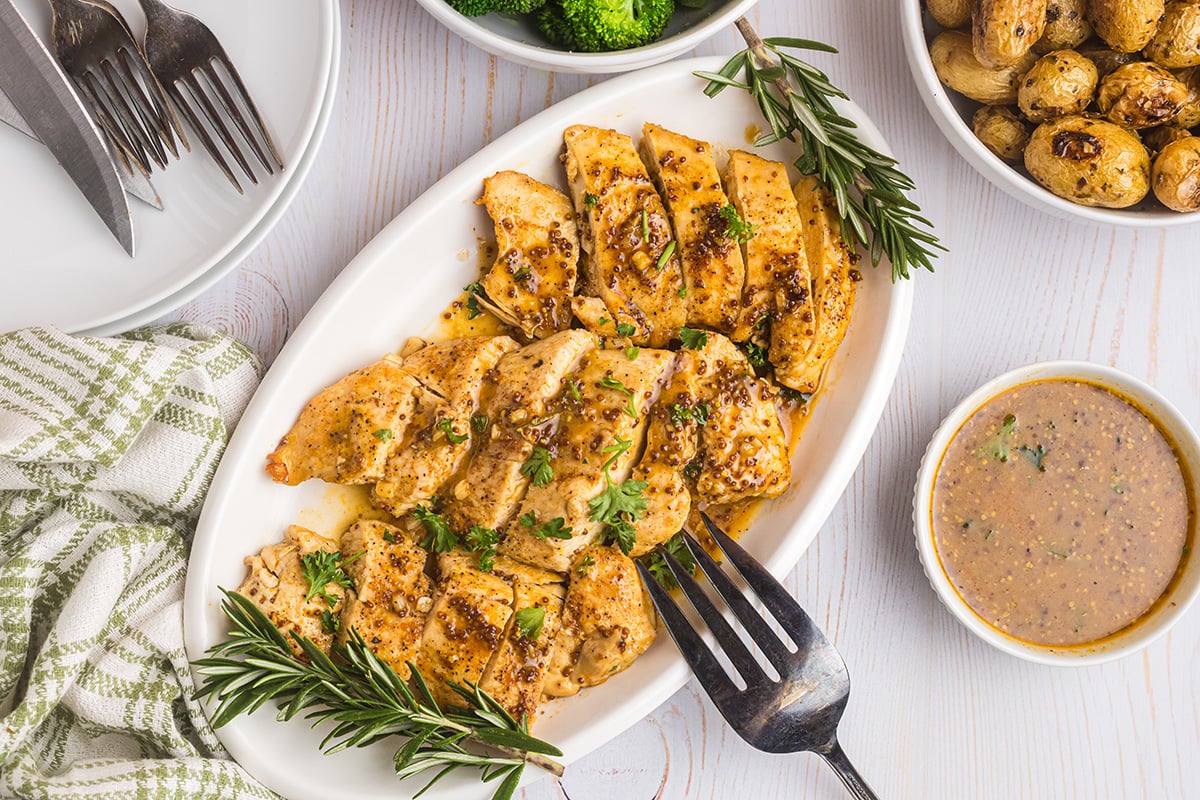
913,361,1200,665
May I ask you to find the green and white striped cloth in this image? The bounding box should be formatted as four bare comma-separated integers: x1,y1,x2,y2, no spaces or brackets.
0,324,275,799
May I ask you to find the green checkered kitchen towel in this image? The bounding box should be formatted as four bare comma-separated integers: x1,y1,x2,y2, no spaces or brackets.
0,323,275,799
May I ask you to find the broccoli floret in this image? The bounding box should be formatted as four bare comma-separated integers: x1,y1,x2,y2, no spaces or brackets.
536,0,580,47
559,0,675,51
445,0,500,17
494,0,547,13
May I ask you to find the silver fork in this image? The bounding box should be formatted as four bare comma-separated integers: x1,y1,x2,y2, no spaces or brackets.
136,0,283,194
636,513,879,799
46,0,183,175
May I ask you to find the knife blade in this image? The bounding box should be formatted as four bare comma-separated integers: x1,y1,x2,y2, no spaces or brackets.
0,86,163,210
0,0,134,255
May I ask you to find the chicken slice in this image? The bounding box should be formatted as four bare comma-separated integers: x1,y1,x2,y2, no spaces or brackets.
444,330,597,533
693,333,792,505
542,545,657,698
724,151,813,345
479,556,566,722
774,175,861,393
336,520,433,681
629,350,702,557
563,124,685,347
238,525,344,658
265,357,420,486
498,347,675,572
373,336,520,516
640,123,744,333
415,551,514,710
477,171,579,340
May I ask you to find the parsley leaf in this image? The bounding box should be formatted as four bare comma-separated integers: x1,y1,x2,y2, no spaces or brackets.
694,402,710,426
669,402,708,428
465,525,500,572
683,457,702,480
533,517,573,540
1018,443,1047,472
641,209,649,241
382,530,397,544
656,240,676,270
741,342,768,368
598,316,611,326
372,428,392,441
577,554,595,575
299,550,361,608
584,192,599,207
520,446,555,487
625,346,639,360
588,479,648,556
514,606,545,640
463,282,484,320
565,378,582,402
780,386,812,404
436,419,469,444
414,505,457,552
679,327,708,349
615,322,636,337
644,533,699,590
471,413,488,433
519,511,538,529
599,375,638,418
514,267,531,282
600,435,633,473
321,609,340,634
719,203,758,243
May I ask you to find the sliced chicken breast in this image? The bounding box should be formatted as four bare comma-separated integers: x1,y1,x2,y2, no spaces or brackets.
563,124,685,347
477,171,579,340
640,123,743,333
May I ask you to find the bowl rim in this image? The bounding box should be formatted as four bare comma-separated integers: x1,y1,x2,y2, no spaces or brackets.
411,0,759,74
912,360,1200,666
898,0,1200,227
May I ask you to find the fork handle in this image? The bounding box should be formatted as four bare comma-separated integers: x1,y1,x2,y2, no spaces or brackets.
817,739,880,800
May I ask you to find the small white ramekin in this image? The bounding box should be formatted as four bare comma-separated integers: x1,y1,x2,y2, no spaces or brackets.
913,361,1200,666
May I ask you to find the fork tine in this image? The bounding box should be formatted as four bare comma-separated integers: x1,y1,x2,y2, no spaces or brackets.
167,82,243,193
701,513,817,648
98,60,167,168
180,71,256,184
635,561,740,702
210,53,283,171
79,70,154,175
682,533,796,672
116,46,185,157
202,60,273,173
657,540,769,684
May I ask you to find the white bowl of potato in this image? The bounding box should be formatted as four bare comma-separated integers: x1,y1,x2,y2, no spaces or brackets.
901,0,1200,225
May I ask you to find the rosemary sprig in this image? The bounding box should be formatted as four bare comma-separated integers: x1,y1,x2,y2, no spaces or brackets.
194,589,564,800
697,18,944,281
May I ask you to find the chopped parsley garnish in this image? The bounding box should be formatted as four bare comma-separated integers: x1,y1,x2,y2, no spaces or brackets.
755,313,770,330
600,435,633,473
656,240,676,270
299,550,361,608
679,327,708,349
372,428,392,441
615,322,636,337
780,386,812,404
471,413,488,433
598,316,610,326
644,532,699,591
678,286,687,298
463,282,484,320
519,511,538,529
625,346,639,360
414,505,457,552
741,342,768,368
436,419,469,444
669,402,711,429
584,192,599,207
599,375,638,417
521,446,555,487
641,209,649,241
514,267,531,282
465,526,500,572
979,414,1018,463
566,378,582,402
577,554,595,574
532,517,573,541
321,609,340,634
514,606,545,640
720,203,758,243
382,530,397,544
588,436,648,555
683,457,702,480
1018,443,1047,472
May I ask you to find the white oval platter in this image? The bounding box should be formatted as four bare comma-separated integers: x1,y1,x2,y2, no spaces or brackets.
184,55,914,799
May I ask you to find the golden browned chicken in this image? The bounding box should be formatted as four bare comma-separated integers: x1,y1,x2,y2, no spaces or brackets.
498,347,675,572
265,357,420,485
773,175,860,393
542,545,657,698
640,123,744,333
693,333,792,505
336,520,432,681
563,125,685,347
477,171,579,340
373,336,519,516
444,330,597,533
478,557,566,721
724,151,812,345
238,525,345,658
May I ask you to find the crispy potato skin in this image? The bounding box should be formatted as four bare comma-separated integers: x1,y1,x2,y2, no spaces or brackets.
1088,0,1166,53
972,0,1048,67
928,0,972,29
973,106,1031,161
1035,0,1093,52
1152,136,1200,210
1098,61,1189,127
1025,115,1151,207
1144,0,1200,67
1018,49,1099,122
932,29,1037,104
1172,65,1200,125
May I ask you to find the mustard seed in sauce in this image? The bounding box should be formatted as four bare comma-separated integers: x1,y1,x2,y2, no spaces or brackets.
932,379,1193,647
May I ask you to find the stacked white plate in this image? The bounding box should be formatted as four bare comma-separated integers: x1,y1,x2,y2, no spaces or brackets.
0,0,340,336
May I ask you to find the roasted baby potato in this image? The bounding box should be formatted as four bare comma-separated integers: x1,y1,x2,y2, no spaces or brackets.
931,30,1037,104
1088,0,1166,53
973,106,1032,161
927,0,971,29
1024,115,1151,207
1076,41,1141,76
973,0,1048,67
1142,124,1193,154
1152,135,1200,209
1098,62,1189,127
1018,50,1100,122
1172,65,1200,125
1036,0,1094,53
1144,0,1200,67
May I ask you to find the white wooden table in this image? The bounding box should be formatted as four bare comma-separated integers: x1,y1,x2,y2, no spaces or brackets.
164,1,1200,797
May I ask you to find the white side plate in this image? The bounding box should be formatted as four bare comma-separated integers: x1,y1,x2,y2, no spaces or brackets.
184,56,914,799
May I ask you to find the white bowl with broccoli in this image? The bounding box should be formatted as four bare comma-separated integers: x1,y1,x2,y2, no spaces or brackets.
414,0,758,73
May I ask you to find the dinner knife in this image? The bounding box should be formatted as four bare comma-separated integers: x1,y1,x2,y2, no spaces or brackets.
0,87,163,210
0,0,134,254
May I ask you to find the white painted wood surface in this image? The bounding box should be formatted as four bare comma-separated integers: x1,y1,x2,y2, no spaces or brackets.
164,1,1200,797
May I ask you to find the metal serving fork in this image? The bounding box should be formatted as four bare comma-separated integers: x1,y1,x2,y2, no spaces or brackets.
136,0,283,193
46,0,182,175
636,514,879,799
